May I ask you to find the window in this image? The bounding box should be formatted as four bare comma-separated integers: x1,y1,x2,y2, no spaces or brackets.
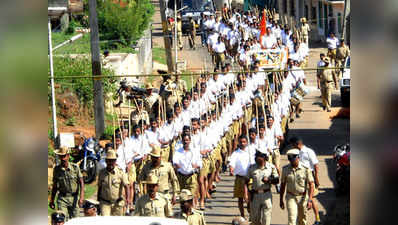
305,5,308,19
328,4,333,16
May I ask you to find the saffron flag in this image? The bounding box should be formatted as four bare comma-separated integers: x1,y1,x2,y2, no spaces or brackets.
260,9,267,48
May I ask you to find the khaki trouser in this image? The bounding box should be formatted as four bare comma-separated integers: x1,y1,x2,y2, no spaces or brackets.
271,148,281,169
327,49,337,66
215,52,225,69
178,32,183,49
250,191,273,225
188,32,196,49
100,199,125,216
321,84,332,110
336,59,344,79
57,194,79,219
286,193,308,225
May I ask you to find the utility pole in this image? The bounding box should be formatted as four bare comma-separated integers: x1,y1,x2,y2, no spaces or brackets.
159,0,174,72
48,18,58,141
89,0,105,139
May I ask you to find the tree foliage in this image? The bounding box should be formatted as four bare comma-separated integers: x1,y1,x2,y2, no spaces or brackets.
49,56,117,109
94,0,154,49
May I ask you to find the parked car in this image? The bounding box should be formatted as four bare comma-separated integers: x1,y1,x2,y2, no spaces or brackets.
65,216,189,225
339,56,350,107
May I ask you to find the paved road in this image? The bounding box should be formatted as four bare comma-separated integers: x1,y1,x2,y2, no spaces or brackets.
150,2,349,224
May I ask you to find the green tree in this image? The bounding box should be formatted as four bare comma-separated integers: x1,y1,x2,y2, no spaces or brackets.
91,0,154,49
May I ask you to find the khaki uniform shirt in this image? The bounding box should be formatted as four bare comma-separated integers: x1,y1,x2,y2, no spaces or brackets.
336,45,350,60
131,109,149,126
134,193,173,217
53,163,82,195
319,67,334,87
175,79,187,97
98,167,129,202
176,209,206,225
300,24,310,36
281,163,314,195
138,162,180,193
144,93,161,113
247,162,278,191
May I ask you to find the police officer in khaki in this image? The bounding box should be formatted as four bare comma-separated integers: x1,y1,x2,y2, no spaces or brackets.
188,17,197,50
299,18,310,45
335,39,350,79
49,147,84,219
130,100,149,127
175,73,187,104
246,150,279,225
176,189,206,225
97,149,130,216
138,146,180,205
318,57,337,112
280,149,314,225
134,174,173,217
177,15,183,50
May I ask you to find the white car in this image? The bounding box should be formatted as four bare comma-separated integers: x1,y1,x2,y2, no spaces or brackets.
65,216,188,225
339,56,350,107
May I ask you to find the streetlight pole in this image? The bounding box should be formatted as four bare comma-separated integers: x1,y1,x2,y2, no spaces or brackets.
48,18,58,141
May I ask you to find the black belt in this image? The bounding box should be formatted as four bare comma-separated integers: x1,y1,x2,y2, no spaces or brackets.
236,175,246,178
59,192,78,197
253,189,270,194
100,197,123,204
178,172,195,177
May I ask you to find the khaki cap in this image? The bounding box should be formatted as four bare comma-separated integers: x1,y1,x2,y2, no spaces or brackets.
150,145,162,157
142,174,159,184
180,189,193,201
301,17,307,23
145,83,154,89
286,148,300,155
323,57,330,63
105,149,118,159
54,147,70,155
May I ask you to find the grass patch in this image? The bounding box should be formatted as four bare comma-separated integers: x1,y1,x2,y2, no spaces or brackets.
152,47,167,64
52,32,137,54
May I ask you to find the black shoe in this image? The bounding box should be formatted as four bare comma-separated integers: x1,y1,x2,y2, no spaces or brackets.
289,118,294,123
296,114,300,118
322,106,326,111
327,109,331,112
180,47,183,50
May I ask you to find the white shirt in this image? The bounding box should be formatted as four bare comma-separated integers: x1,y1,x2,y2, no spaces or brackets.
229,148,253,176
173,147,203,175
326,37,339,49
214,42,226,53
299,145,319,171
130,135,151,160
261,34,276,49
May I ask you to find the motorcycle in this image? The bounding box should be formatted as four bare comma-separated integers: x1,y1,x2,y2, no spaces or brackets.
73,137,105,184
333,143,350,196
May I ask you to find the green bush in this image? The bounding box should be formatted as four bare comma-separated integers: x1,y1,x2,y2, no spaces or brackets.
50,56,117,109
96,0,154,49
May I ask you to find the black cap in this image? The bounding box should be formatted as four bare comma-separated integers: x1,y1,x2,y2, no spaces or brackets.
51,212,65,223
82,200,97,209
